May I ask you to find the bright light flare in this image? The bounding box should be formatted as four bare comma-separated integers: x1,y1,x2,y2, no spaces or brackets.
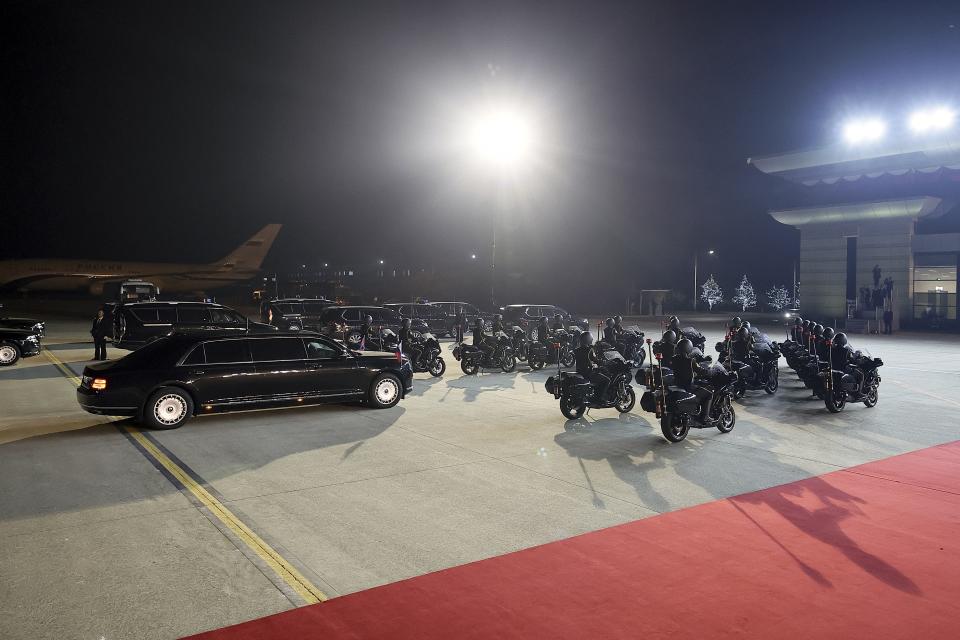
909,107,955,133
462,102,539,171
843,118,887,144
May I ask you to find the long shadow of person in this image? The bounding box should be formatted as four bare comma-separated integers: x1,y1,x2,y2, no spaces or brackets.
443,372,516,403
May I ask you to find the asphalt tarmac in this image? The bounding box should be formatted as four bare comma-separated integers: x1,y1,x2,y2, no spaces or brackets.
1,314,958,639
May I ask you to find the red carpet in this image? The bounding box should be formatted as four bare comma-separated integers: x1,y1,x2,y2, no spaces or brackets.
186,442,960,639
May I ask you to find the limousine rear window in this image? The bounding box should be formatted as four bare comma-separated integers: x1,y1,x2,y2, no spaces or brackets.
178,307,211,323
203,339,251,364
249,338,307,361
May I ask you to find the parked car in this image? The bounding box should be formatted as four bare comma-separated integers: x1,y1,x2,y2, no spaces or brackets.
0,324,42,366
76,331,413,429
259,298,335,332
428,301,493,333
318,306,428,348
384,303,451,336
0,304,45,336
112,301,276,350
500,304,590,339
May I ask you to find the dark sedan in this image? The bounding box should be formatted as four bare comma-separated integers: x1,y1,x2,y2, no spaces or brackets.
0,325,42,366
77,331,413,429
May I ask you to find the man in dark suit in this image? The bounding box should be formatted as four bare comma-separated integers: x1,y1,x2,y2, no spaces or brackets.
91,309,109,360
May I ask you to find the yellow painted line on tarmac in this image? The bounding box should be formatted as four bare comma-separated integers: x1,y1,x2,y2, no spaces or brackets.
42,346,327,604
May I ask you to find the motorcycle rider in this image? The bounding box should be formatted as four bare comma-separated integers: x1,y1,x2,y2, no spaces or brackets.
358,314,374,349
492,314,505,335
672,338,714,423
472,318,493,358
399,318,422,367
551,313,565,332
654,329,678,360
667,315,681,334
613,315,625,339
574,332,610,401
729,316,743,337
537,316,553,345
602,317,617,346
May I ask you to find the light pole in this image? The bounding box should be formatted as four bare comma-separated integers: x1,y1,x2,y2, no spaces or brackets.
693,249,716,311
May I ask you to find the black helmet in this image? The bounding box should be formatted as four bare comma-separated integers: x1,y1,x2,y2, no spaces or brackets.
538,316,548,325
822,327,835,340
402,318,412,328
668,316,680,331
731,316,743,328
743,321,751,331
736,327,749,341
676,338,695,358
833,332,848,348
554,313,562,321
813,324,824,337
364,314,373,325
614,315,623,325
579,332,594,348
662,330,677,344
793,316,803,326
473,318,483,328
605,317,615,328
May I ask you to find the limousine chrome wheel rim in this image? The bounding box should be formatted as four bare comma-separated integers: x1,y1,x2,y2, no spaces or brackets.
375,377,400,404
155,394,187,425
0,345,16,364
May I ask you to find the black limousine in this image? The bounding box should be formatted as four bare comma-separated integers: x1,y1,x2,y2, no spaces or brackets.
77,332,413,428
0,324,42,366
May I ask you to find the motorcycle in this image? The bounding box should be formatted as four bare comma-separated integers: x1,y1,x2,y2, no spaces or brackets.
407,332,446,377
716,339,780,397
527,329,576,370
364,328,400,352
510,326,530,362
612,326,646,367
639,357,738,443
452,331,516,374
822,349,883,413
545,350,636,419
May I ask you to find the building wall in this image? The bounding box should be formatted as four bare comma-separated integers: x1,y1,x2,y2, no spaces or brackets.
798,219,913,328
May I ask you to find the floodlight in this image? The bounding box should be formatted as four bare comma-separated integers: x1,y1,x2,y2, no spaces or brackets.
843,118,886,144
909,107,955,133
463,102,538,170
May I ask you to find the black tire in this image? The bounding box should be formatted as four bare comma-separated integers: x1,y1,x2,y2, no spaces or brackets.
561,350,575,368
529,355,544,370
429,356,446,378
0,342,21,367
346,330,364,349
825,390,846,413
864,387,878,408
763,366,779,394
615,386,636,413
516,346,527,362
368,373,402,408
560,397,586,420
461,359,479,375
716,399,736,433
500,352,517,373
529,327,540,342
734,383,746,400
141,387,194,430
660,413,689,443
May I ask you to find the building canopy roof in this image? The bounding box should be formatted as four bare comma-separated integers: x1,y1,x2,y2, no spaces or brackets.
769,196,944,228
749,134,960,186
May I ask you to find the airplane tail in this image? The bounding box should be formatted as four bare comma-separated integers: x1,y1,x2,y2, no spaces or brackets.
213,224,282,271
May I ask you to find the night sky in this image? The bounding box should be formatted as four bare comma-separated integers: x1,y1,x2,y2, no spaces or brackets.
3,1,959,308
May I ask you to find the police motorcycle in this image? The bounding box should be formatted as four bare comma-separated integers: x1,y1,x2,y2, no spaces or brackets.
509,326,530,363
546,333,635,419
363,328,400,352
405,331,446,377
716,326,780,397
453,325,517,374
636,331,677,392
821,333,883,413
778,317,809,369
797,325,833,397
618,326,646,367
528,321,576,370
666,315,706,352
639,338,738,443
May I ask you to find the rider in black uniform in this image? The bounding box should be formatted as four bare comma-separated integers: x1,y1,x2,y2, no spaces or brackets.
551,314,565,332
399,318,421,365
358,314,374,349
672,338,714,422
574,332,609,401
492,314,505,335
602,317,617,346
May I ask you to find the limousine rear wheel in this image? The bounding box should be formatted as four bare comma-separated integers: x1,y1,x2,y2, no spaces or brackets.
142,387,194,429
369,374,402,409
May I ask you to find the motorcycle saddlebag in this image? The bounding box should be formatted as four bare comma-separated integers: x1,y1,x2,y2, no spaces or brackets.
639,390,658,413
545,375,558,396
840,372,858,392
667,388,700,413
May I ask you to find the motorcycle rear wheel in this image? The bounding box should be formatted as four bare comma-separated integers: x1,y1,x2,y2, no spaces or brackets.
661,413,689,443
716,400,736,433
560,397,586,420
825,390,846,413
429,357,446,377
500,354,517,373
461,360,479,375
560,351,575,368
763,367,779,394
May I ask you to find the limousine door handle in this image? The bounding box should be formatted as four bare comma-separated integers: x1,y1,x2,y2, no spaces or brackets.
305,362,321,370
190,369,206,376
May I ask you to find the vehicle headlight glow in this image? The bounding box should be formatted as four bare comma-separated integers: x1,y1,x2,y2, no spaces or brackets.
909,107,955,133
843,118,886,144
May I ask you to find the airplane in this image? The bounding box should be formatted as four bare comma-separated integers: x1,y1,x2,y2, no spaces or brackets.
0,224,282,295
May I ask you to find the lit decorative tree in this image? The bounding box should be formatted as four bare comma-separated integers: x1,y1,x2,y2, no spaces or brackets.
700,274,723,311
732,274,757,311
765,284,789,310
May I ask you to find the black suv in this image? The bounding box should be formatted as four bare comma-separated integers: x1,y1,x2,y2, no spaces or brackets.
259,298,335,332
500,305,590,339
0,324,42,366
318,306,428,348
384,303,450,336
77,332,413,429
428,301,493,332
113,301,276,350
0,304,45,336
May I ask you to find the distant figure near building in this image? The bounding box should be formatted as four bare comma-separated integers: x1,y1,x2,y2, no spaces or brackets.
91,309,109,360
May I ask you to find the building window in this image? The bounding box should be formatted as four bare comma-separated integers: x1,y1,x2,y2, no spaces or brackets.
913,257,957,321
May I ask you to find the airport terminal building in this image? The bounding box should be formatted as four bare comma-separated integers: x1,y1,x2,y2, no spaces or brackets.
751,133,960,330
